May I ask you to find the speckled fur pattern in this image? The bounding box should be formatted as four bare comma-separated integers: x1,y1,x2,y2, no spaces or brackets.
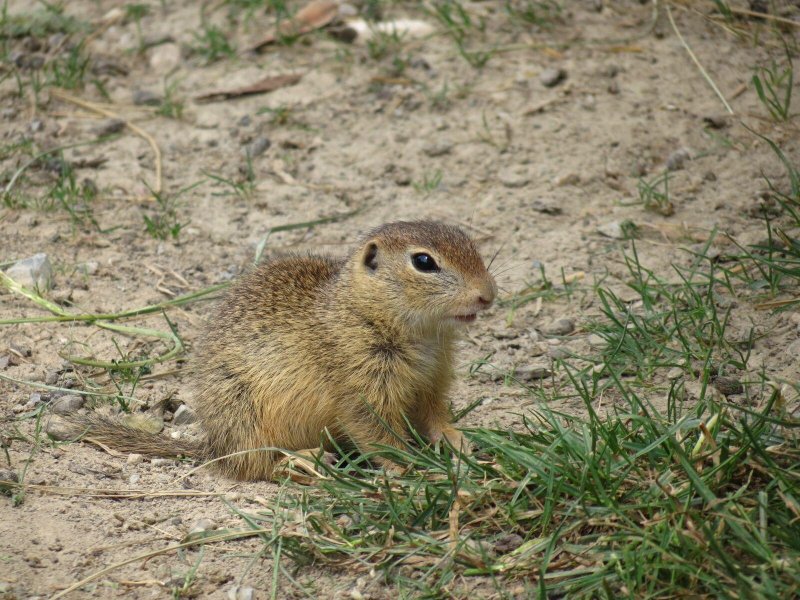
72,221,497,481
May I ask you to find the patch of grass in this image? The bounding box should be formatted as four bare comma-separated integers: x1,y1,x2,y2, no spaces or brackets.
156,76,184,119
142,181,201,241
412,169,443,195
504,0,561,28
430,0,493,68
0,6,86,40
255,386,798,597
124,3,150,53
722,134,800,306
588,240,749,381
752,49,794,122
635,170,674,216
190,24,236,63
47,39,90,90
499,262,582,325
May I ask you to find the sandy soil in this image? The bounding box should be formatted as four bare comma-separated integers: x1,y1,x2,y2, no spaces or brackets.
1,1,799,598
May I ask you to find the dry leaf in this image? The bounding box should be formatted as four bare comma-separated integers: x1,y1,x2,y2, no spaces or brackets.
194,73,303,103
249,0,339,52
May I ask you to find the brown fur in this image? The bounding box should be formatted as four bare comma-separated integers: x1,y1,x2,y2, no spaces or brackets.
69,221,496,481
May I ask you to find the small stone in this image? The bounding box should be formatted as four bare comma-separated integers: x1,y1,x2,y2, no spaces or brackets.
132,89,162,106
5,253,53,291
150,458,174,467
46,418,74,441
228,586,255,600
539,67,566,87
129,473,140,485
94,118,126,136
703,171,717,182
667,367,684,380
541,318,575,336
553,173,580,187
0,469,19,496
596,221,625,239
515,365,551,381
422,141,453,157
76,261,99,276
714,376,743,396
24,392,43,410
548,346,571,360
172,404,197,425
244,136,271,157
586,333,608,348
188,518,216,536
127,453,144,465
499,168,529,188
666,147,691,171
51,394,85,415
149,43,181,72
494,533,524,554
702,114,730,129
238,115,252,127
29,119,45,133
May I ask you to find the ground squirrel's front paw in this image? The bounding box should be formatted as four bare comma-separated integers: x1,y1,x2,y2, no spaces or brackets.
439,427,472,455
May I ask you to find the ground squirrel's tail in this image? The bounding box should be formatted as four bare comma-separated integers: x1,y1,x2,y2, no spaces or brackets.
62,413,207,460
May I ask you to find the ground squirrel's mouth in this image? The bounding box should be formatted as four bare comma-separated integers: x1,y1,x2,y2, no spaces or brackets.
451,313,477,323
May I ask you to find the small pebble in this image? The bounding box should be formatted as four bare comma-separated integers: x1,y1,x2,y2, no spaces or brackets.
422,141,453,157
150,458,174,467
667,367,684,380
172,404,197,425
129,473,140,485
244,136,271,157
541,318,575,336
494,533,524,554
132,89,162,106
127,453,144,465
586,333,608,348
548,346,571,360
514,365,551,381
498,168,529,188
5,253,53,291
702,114,730,129
0,469,19,496
51,394,85,416
714,376,743,396
596,221,627,239
539,67,566,88
227,586,255,600
94,118,126,136
666,147,691,171
46,418,74,441
76,261,99,276
189,518,217,536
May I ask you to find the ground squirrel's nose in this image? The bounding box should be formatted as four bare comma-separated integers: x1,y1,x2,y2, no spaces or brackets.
476,282,496,308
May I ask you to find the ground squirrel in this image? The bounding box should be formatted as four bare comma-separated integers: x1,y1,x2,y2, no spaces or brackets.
68,221,497,480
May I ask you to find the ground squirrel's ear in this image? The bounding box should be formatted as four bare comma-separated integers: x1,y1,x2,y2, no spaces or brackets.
363,242,379,272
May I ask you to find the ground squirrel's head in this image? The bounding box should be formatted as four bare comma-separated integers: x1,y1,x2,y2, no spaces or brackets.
350,221,497,332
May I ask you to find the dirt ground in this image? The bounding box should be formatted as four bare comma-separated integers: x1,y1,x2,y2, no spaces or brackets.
1,0,799,598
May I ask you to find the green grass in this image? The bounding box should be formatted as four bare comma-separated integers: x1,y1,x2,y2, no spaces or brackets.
252,387,798,598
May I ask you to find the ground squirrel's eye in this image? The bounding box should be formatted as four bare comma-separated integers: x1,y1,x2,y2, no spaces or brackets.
412,253,439,273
